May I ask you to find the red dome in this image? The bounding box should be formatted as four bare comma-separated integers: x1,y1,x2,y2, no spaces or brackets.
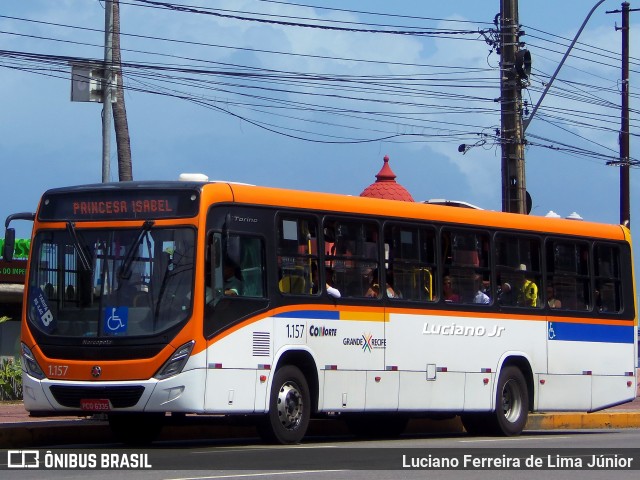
359,155,415,202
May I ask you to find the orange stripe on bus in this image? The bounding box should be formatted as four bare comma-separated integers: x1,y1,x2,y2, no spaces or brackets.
207,303,633,347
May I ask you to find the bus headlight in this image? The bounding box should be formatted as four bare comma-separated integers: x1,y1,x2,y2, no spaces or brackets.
154,340,195,380
21,343,45,380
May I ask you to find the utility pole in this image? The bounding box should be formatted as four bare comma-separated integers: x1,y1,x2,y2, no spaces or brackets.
607,2,637,228
102,0,114,183
620,2,631,228
500,0,527,214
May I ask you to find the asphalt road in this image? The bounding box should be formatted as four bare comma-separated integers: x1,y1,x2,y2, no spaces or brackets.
2,428,640,480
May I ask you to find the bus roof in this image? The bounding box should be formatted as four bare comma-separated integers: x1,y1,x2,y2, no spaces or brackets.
203,182,628,242
39,180,627,242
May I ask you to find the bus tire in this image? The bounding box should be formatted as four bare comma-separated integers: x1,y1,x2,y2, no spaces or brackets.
108,412,165,445
493,366,529,436
258,365,310,444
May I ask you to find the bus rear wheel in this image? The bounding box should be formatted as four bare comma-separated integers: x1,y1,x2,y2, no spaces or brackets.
258,365,310,444
495,366,529,435
461,366,529,436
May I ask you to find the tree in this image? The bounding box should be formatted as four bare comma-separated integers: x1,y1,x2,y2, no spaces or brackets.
111,0,133,181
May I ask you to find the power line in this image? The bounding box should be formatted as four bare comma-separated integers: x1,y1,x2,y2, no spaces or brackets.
251,0,493,26
125,0,486,37
0,15,494,70
0,4,627,162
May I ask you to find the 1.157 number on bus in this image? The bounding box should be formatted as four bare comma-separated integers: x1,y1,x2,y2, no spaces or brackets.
286,324,305,339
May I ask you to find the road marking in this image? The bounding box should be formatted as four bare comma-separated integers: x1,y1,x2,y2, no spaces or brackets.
191,445,339,454
459,435,571,443
165,470,344,480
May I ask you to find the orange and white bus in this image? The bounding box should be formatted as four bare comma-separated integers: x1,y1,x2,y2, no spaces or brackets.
4,175,637,444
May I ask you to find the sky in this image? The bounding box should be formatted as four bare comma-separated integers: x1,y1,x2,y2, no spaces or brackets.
0,0,638,246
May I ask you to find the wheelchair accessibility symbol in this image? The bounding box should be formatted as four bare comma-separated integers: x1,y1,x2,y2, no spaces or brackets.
548,322,556,340
104,306,128,334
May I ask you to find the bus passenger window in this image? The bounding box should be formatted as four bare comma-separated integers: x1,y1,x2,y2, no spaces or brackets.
211,233,265,300
324,219,378,298
546,240,590,311
593,244,622,313
384,224,436,302
442,229,491,305
277,216,318,295
204,229,267,338
495,234,542,309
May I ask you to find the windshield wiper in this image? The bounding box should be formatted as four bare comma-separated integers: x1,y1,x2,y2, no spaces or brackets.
118,220,155,280
66,222,93,272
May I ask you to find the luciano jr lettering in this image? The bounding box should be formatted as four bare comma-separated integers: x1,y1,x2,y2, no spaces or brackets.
423,322,505,337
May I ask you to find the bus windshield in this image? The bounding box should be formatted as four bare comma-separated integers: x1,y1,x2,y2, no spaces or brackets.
26,226,196,338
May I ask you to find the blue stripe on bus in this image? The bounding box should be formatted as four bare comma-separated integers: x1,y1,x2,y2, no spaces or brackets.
274,310,340,320
548,321,635,344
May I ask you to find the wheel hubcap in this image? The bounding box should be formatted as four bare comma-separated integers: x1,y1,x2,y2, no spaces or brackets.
276,381,303,430
502,378,523,423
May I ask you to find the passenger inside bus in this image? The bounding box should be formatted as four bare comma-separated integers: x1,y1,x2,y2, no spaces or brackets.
594,288,606,312
546,285,562,309
311,263,341,298
223,259,243,296
516,264,538,307
473,274,490,304
443,275,460,302
364,268,398,299
497,282,514,305
324,266,341,298
386,271,401,298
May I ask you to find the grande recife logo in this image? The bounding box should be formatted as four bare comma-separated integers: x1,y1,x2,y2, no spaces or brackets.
342,333,386,352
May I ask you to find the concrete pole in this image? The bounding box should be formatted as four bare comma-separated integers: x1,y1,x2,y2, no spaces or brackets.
500,0,526,214
620,2,630,227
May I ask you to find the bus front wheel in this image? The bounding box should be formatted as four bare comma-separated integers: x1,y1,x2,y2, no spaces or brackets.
258,365,310,444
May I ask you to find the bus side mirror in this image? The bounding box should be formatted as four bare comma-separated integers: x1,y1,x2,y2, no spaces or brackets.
3,228,15,262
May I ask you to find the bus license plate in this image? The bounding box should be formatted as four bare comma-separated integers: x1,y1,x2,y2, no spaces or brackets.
80,399,111,411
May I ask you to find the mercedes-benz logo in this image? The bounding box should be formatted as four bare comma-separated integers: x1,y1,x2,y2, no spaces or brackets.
91,366,102,378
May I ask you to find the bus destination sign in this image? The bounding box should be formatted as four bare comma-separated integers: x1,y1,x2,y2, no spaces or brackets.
73,199,173,216
39,190,200,221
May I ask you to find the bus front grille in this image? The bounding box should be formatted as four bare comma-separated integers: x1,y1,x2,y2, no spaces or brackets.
49,385,145,408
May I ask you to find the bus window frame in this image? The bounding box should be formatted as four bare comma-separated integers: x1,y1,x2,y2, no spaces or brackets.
275,213,320,297
493,231,543,310
441,226,493,306
382,220,438,304
545,236,592,313
322,215,380,299
204,205,271,339
592,241,625,315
